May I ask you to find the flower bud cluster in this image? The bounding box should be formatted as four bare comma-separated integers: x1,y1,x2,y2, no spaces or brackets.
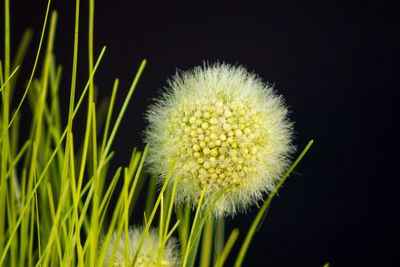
173,97,262,190
145,63,294,216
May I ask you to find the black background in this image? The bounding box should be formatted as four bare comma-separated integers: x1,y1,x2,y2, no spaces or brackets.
5,0,398,266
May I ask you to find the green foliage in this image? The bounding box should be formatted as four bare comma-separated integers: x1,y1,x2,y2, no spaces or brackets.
0,0,313,266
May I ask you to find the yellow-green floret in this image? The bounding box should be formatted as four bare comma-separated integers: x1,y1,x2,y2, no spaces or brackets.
145,63,294,217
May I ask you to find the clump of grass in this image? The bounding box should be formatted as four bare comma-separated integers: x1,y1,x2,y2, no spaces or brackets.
0,0,313,266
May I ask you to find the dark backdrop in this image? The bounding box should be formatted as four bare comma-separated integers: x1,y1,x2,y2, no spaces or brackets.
7,0,398,266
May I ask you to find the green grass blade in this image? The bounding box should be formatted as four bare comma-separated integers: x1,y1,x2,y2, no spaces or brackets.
8,29,33,93
1,0,12,254
164,176,179,240
100,79,119,155
214,229,239,267
234,140,314,267
130,159,176,267
165,220,180,242
0,0,52,144
46,184,63,265
11,29,33,70
88,0,95,109
36,179,70,267
0,48,107,263
66,132,84,267
90,102,100,267
0,60,3,84
4,140,31,182
101,147,148,267
100,59,146,164
98,167,122,226
200,216,214,267
213,217,225,265
144,175,156,221
156,176,180,266
184,184,233,267
181,186,206,267
0,65,20,93
33,172,42,265
176,202,190,256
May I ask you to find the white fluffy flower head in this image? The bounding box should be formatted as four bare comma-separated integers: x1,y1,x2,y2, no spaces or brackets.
145,63,294,217
101,226,180,267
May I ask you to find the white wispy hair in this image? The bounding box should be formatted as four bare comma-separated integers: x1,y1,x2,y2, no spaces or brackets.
145,62,295,217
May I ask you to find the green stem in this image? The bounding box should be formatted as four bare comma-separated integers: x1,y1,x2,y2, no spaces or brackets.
200,216,214,267
0,0,11,260
213,217,225,265
214,229,239,267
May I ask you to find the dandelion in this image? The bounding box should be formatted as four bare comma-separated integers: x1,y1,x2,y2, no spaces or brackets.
101,227,180,267
145,62,295,217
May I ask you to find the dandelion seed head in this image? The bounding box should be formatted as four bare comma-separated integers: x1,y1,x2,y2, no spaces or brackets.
100,226,180,267
145,62,295,217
